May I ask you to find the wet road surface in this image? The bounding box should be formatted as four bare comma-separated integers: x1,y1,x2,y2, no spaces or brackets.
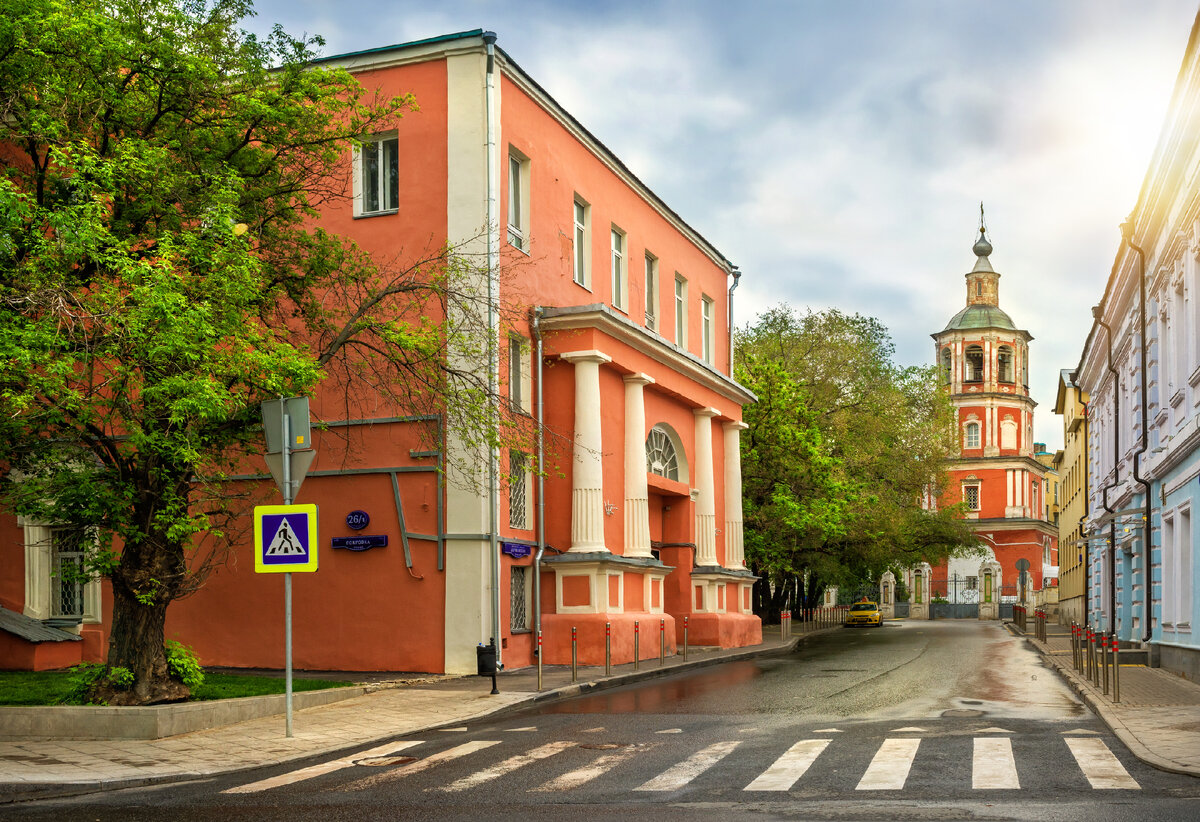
9,620,1199,821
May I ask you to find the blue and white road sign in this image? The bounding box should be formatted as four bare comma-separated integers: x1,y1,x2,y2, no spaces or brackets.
254,504,318,573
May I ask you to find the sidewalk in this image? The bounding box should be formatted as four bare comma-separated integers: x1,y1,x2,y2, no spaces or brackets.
0,626,812,805
1014,621,1200,777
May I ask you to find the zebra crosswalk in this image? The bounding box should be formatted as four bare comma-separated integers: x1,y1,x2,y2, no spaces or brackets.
223,732,1141,796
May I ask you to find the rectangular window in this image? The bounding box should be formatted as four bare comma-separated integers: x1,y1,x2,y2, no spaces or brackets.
509,451,528,529
644,253,658,331
674,274,688,347
507,150,529,251
510,565,529,632
573,197,590,288
963,484,980,511
358,134,398,215
508,336,528,413
611,226,626,310
965,422,980,449
701,295,714,363
50,527,85,620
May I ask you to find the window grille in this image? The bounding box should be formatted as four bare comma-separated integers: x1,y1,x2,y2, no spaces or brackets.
51,527,85,620
509,451,527,529
963,484,980,511
646,427,679,481
510,566,528,632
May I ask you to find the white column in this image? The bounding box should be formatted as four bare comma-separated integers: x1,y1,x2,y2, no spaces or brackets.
723,421,748,569
562,350,612,553
623,373,655,558
694,407,719,567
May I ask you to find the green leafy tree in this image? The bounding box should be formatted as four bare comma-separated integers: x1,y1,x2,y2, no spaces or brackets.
0,0,526,703
737,306,976,618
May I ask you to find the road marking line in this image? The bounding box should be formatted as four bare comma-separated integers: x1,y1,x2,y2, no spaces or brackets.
656,728,683,734
341,740,502,791
634,741,741,791
812,728,843,733
506,727,538,732
973,737,1019,789
744,739,830,791
891,726,927,732
532,743,655,791
222,740,424,793
977,727,1014,734
1065,738,1140,789
856,738,920,790
1062,729,1100,735
442,741,574,792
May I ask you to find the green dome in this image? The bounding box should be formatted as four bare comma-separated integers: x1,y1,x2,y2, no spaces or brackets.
942,304,1017,332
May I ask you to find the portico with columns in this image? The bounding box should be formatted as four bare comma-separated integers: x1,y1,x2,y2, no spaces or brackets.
540,308,760,665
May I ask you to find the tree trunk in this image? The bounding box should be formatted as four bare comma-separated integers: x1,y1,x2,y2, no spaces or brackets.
98,582,189,704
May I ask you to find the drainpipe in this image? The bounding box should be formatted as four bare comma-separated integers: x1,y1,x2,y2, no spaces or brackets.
1091,306,1120,638
728,266,741,371
484,30,502,667
531,307,546,642
1121,218,1154,644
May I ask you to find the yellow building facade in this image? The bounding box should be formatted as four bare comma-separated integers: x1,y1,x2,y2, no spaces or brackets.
1053,369,1089,624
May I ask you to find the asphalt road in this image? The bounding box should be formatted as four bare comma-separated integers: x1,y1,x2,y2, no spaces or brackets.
10,620,1200,821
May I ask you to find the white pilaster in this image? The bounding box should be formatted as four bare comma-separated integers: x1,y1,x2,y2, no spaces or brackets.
563,350,613,553
723,421,748,569
623,373,655,558
694,407,719,566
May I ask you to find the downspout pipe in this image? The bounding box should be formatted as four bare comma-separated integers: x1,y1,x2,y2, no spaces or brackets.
484,30,502,667
1091,306,1120,637
531,307,546,643
728,266,741,371
1121,218,1154,644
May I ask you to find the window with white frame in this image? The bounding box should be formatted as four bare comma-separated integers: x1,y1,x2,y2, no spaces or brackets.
644,252,658,331
964,421,980,449
701,295,714,363
509,451,529,529
1000,417,1017,450
611,226,626,311
1164,506,1193,629
674,274,688,347
963,482,981,511
572,197,590,288
510,565,529,632
508,335,530,414
356,133,399,216
507,150,530,251
21,520,101,624
646,424,688,483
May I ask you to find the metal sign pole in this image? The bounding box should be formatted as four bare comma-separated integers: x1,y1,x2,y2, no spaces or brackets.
282,409,293,738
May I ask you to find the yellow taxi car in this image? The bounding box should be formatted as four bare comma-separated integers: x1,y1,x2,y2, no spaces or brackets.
845,600,882,627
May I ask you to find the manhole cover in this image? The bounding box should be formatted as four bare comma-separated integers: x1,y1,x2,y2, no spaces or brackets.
942,709,984,718
579,743,628,750
354,755,418,767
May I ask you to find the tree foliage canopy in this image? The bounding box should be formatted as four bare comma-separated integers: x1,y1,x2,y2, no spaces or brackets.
0,0,519,702
737,306,977,613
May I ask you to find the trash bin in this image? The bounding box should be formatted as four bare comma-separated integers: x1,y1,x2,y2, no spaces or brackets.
477,642,497,676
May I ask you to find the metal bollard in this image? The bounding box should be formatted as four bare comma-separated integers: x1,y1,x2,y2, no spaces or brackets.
1112,632,1120,703
634,620,640,671
537,629,543,692
605,621,612,676
683,615,689,660
1102,631,1110,695
660,618,666,665
1072,623,1079,671
571,626,578,683
782,609,790,641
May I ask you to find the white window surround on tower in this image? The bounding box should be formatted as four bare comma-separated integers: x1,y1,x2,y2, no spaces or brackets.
965,421,981,449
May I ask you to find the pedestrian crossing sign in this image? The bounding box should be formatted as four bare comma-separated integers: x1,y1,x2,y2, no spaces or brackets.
254,504,318,573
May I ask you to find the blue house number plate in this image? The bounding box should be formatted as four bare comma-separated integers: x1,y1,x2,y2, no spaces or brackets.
345,510,370,530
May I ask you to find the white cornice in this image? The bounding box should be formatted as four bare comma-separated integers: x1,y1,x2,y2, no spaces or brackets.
539,304,755,407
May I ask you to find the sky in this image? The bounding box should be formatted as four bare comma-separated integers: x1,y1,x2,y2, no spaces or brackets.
246,0,1200,452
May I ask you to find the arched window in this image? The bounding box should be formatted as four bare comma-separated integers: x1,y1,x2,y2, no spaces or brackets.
965,345,984,382
940,348,952,384
997,345,1014,383
964,422,981,449
646,424,688,483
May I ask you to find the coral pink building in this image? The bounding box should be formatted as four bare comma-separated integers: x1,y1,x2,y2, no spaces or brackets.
931,226,1058,603
1,30,761,674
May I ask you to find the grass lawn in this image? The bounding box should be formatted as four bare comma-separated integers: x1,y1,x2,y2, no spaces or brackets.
0,670,352,706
